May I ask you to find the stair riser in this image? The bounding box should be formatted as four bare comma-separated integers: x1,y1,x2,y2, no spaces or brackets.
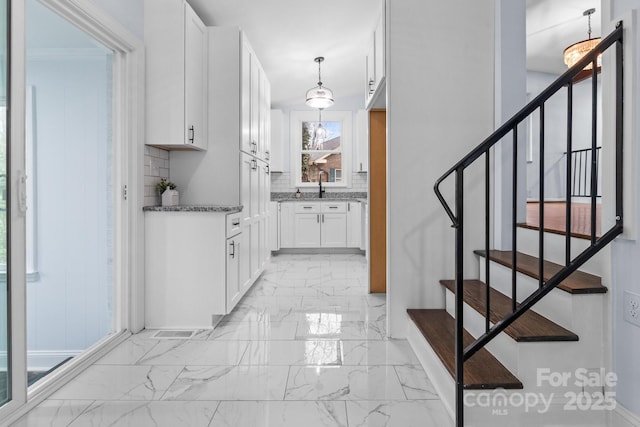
408,319,610,425
406,315,456,420
478,257,606,336
444,288,606,395
516,227,607,278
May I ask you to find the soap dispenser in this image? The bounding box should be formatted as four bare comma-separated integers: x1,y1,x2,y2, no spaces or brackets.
295,188,301,199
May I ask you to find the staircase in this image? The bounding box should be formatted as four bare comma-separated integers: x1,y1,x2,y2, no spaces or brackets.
407,23,624,426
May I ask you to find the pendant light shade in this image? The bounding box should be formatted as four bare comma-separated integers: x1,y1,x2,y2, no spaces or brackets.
305,57,334,109
563,9,601,69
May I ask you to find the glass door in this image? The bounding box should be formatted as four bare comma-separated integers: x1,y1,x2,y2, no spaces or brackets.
25,0,116,386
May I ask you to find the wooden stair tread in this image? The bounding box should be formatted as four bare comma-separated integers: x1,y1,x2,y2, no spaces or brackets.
440,280,579,342
407,309,523,390
475,250,606,294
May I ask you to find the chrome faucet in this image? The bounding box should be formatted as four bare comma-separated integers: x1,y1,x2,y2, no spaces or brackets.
318,171,325,198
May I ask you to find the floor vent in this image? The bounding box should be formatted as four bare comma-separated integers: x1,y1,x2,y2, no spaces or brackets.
152,330,196,339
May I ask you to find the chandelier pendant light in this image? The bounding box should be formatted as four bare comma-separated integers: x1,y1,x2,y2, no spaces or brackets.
563,8,601,70
305,57,335,109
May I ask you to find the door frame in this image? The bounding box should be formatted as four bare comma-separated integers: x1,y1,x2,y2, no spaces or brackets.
1,0,144,422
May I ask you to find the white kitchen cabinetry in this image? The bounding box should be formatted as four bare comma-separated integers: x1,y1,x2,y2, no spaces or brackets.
145,210,244,329
281,202,353,249
270,109,284,172
356,110,369,172
170,27,272,304
145,0,207,150
365,3,386,108
279,202,295,248
347,201,362,248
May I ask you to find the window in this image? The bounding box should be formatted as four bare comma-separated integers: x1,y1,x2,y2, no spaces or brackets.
291,110,351,187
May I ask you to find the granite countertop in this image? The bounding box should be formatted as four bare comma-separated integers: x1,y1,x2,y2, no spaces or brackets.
143,205,243,213
271,192,367,202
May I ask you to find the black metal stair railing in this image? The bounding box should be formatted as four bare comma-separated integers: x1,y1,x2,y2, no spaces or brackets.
434,23,624,427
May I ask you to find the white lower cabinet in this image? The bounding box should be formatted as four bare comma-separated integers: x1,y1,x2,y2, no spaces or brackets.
294,213,322,247
346,201,362,248
226,233,241,310
145,210,246,329
278,201,361,249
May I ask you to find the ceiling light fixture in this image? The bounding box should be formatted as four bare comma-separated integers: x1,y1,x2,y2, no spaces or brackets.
305,57,334,109
563,8,601,69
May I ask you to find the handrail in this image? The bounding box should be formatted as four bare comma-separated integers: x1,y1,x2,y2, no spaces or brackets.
434,23,623,227
434,22,624,427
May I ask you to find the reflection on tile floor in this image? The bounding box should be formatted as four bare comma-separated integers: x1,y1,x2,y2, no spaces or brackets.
12,254,452,426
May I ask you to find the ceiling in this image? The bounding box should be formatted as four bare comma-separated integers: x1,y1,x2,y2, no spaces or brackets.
188,0,601,108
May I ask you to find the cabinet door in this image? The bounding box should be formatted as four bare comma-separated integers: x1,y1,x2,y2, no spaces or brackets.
373,10,385,90
365,35,375,103
250,54,260,157
356,110,369,172
321,213,347,248
262,79,271,162
184,3,207,150
346,202,362,248
250,220,261,280
240,226,252,291
240,41,252,154
240,153,253,223
280,203,295,248
270,109,283,171
294,214,321,248
226,236,241,311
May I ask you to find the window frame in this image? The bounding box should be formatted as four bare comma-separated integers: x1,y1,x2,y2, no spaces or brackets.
290,110,351,188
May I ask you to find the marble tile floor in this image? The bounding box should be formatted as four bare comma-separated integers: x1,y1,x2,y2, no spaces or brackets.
11,254,453,426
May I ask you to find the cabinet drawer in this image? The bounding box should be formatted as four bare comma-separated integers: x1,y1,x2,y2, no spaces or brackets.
226,212,242,237
295,203,321,213
321,202,346,213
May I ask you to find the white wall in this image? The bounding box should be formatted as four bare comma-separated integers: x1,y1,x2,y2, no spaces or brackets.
606,0,640,418
525,71,603,200
386,0,495,337
26,52,113,368
92,0,143,40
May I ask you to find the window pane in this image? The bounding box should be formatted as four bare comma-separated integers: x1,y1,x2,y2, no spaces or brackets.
301,153,342,183
302,121,342,151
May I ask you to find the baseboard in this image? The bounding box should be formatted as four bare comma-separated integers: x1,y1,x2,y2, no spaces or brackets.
274,248,365,255
614,403,640,427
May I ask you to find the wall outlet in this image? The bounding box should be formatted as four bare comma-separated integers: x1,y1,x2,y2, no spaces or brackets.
623,291,640,327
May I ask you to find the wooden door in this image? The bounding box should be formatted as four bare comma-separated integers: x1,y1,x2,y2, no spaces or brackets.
369,110,386,293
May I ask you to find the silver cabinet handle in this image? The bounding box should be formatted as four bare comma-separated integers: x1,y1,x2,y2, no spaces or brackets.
266,165,270,174
329,206,338,209
317,214,319,223
232,219,240,226
188,126,195,144
303,206,313,209
251,159,258,170
348,202,350,212
229,240,236,258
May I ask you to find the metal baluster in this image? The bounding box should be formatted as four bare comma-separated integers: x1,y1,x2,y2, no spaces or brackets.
591,61,598,244
512,127,518,312
539,104,545,288
566,82,573,265
455,168,464,427
485,150,491,333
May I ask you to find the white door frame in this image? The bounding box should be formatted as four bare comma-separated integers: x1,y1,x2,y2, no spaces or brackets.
1,0,144,422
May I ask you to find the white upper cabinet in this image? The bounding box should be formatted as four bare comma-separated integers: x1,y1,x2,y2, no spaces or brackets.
365,3,386,108
356,109,369,172
145,0,207,150
270,109,284,172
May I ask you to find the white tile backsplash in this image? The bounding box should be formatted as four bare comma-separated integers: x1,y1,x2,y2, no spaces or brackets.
144,146,170,207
